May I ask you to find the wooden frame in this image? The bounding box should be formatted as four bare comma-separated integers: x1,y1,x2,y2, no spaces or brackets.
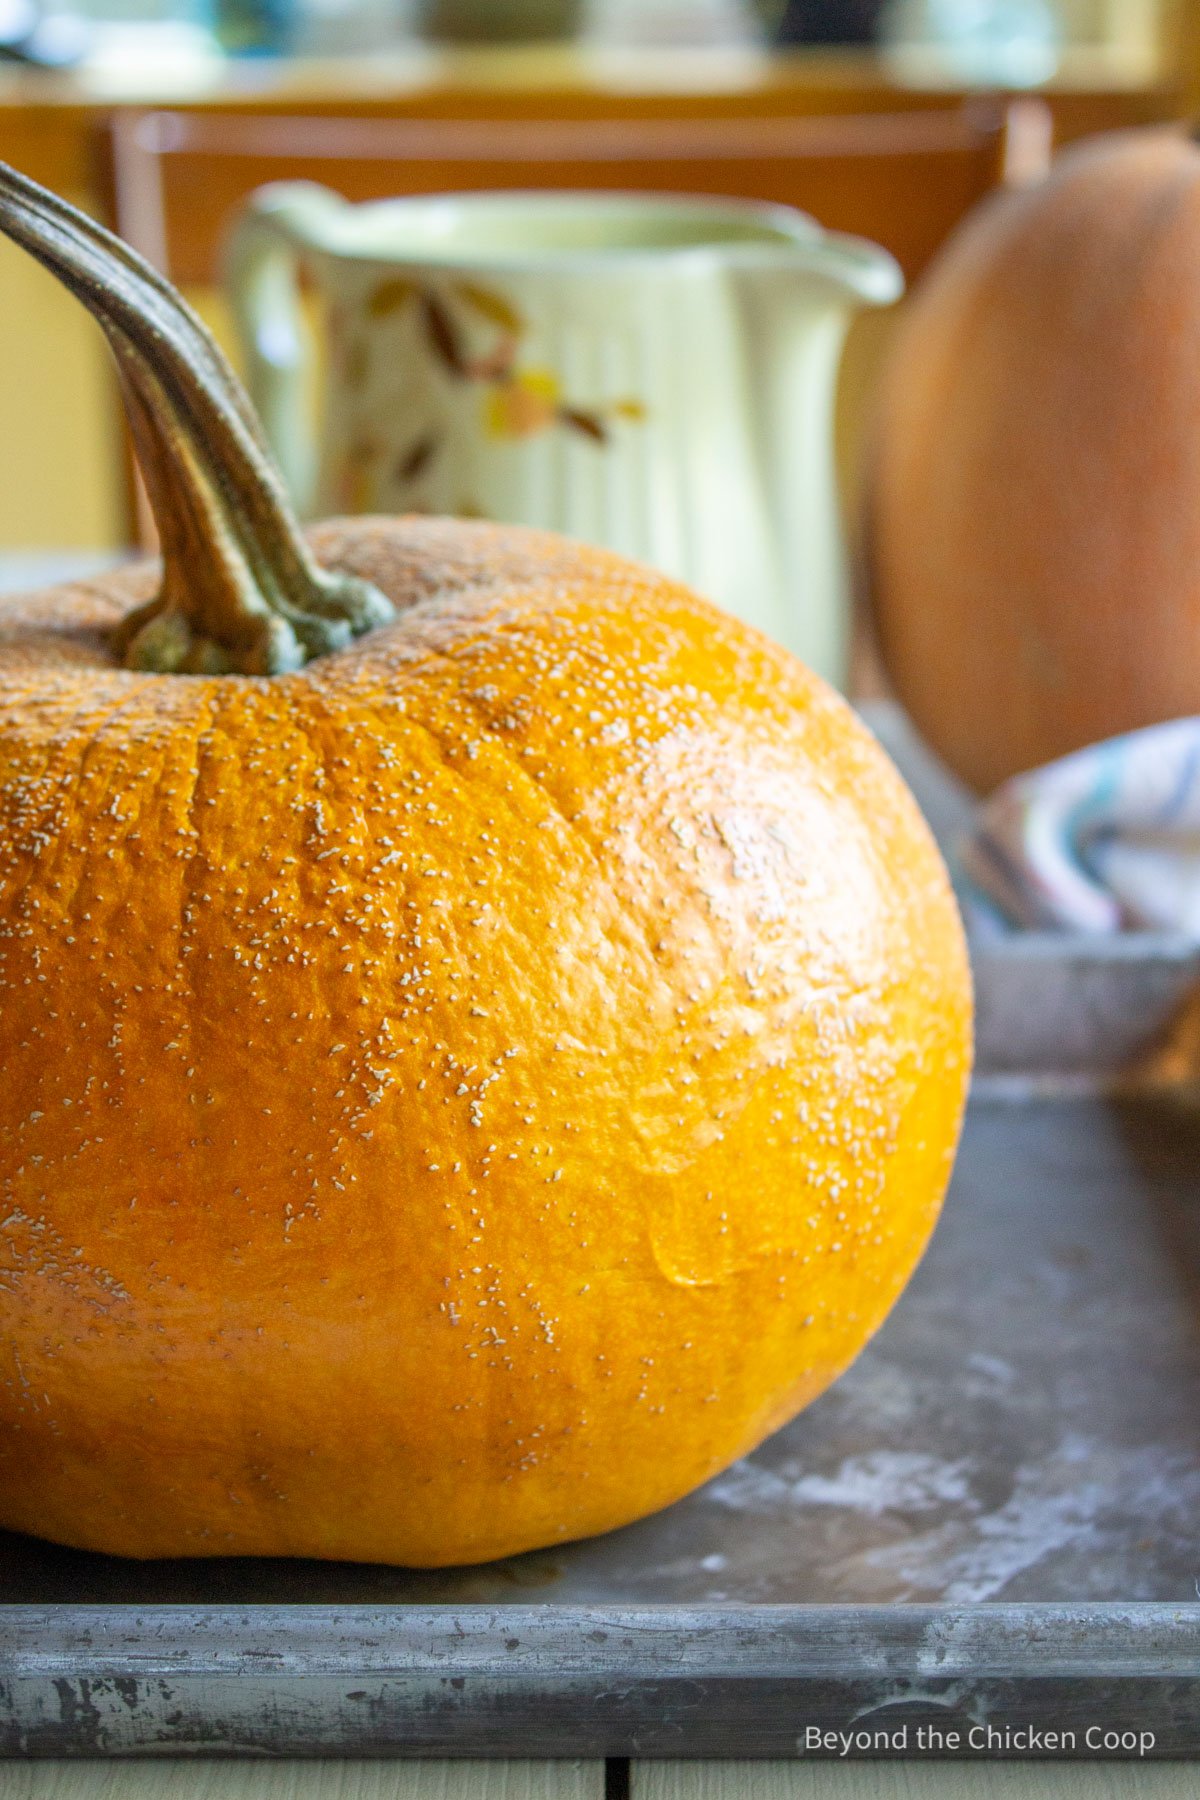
110,98,1053,287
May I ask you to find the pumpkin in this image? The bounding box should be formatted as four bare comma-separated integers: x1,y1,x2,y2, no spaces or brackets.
869,126,1200,795
0,165,971,1566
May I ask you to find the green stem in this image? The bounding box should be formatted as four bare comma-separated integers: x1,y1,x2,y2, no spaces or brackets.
0,162,392,675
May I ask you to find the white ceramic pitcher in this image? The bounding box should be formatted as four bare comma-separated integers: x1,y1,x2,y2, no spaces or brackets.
226,187,902,686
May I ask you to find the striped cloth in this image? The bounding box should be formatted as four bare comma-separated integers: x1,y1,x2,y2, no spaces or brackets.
959,718,1200,935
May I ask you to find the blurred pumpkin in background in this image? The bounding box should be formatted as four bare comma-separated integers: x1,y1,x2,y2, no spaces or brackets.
870,127,1200,794
0,168,971,1567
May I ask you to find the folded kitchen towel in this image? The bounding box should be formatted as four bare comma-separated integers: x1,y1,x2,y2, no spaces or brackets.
959,718,1200,936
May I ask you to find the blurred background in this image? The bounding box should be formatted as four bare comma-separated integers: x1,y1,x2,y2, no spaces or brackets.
0,0,1195,555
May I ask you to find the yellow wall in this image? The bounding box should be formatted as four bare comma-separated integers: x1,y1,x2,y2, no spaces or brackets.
0,230,125,549
0,256,251,551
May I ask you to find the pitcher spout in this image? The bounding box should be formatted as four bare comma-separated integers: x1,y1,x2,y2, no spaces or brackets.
746,230,904,312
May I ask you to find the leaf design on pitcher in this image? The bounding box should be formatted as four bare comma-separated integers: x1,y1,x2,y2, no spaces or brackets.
559,407,608,444
346,280,648,484
368,277,418,318
421,292,470,377
396,432,439,485
484,369,561,438
454,281,525,336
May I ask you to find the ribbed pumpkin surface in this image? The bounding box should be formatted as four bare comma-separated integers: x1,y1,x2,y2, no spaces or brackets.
0,517,971,1565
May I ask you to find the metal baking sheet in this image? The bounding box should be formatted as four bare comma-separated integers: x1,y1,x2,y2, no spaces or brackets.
4,1090,1200,1756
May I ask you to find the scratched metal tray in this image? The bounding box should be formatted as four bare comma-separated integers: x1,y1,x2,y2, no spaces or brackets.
4,713,1200,1759
4,1090,1200,1757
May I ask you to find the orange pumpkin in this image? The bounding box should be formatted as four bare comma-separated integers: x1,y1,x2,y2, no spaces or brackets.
870,126,1200,795
0,166,971,1566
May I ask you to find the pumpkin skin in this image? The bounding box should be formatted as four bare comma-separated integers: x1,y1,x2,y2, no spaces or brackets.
0,515,971,1565
870,127,1200,795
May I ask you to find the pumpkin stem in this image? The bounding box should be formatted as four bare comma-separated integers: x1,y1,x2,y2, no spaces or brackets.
0,163,392,674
